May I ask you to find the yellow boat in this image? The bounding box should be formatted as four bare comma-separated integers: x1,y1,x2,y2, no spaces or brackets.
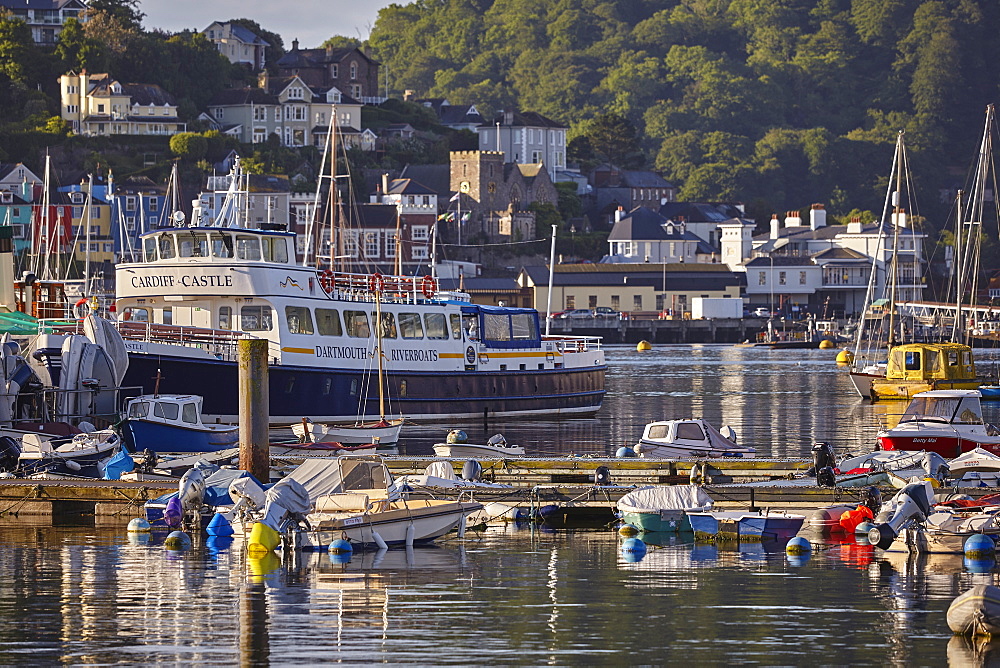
870,342,981,401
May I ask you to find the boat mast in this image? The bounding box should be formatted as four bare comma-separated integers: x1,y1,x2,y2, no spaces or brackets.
84,173,93,291
304,106,334,267
374,287,386,421
886,131,904,348
545,224,557,336
952,190,964,342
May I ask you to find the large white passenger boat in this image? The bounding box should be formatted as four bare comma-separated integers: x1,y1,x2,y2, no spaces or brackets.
106,224,605,423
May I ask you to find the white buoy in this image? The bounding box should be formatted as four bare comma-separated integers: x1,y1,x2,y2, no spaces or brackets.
372,530,388,550
457,515,467,538
127,517,151,533
405,523,415,547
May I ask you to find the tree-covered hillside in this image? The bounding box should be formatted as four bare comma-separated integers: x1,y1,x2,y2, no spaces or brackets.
368,0,1000,229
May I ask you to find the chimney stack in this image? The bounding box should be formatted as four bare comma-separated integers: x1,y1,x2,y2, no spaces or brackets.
847,216,862,234
784,210,802,228
614,206,624,223
809,203,826,231
892,208,908,228
770,213,780,239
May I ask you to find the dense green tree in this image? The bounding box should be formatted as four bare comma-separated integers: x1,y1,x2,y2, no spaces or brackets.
573,112,646,168
85,0,144,30
54,18,108,73
0,12,37,85
169,132,208,161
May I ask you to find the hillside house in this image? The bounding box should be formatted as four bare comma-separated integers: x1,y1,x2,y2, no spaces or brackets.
59,72,185,137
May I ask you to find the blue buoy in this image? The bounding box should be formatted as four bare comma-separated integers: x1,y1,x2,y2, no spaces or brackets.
615,446,636,458
164,530,191,550
621,537,647,555
786,553,811,567
206,512,234,537
206,536,234,556
964,556,996,574
785,536,812,555
537,504,560,520
855,520,875,536
127,517,151,533
329,551,353,565
965,534,996,558
513,508,531,522
329,538,353,554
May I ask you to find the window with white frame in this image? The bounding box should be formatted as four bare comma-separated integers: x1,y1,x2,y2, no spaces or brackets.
288,87,303,100
412,245,428,260
364,232,379,257
385,234,396,257
343,230,359,256
125,196,136,211
149,215,158,226
274,107,280,121
412,225,429,241
330,64,339,78
126,217,136,231
149,198,158,211
253,127,267,143
350,62,357,79
253,106,266,121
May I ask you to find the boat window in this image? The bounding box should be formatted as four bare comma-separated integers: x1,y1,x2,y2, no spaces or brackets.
398,313,423,339
425,313,448,339
344,310,370,338
219,306,232,330
451,314,464,339
181,403,198,424
511,313,535,340
128,401,149,418
143,237,157,262
153,401,179,420
647,424,669,439
178,232,208,258
124,307,148,322
161,308,172,325
158,234,176,259
262,236,288,263
241,305,273,331
373,311,397,339
964,351,973,365
316,309,343,336
676,422,706,441
948,351,959,366
900,397,959,423
285,305,314,335
484,313,510,341
904,351,921,371
955,398,984,425
210,233,234,258
235,235,262,260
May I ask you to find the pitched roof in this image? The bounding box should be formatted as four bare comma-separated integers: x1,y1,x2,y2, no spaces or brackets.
620,170,673,189
0,0,83,9
348,203,397,228
121,83,176,106
227,23,269,47
207,88,278,106
489,109,566,129
385,178,436,196
658,202,745,223
398,164,450,196
275,46,377,69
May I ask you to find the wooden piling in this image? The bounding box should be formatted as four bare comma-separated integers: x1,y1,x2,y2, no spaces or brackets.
238,339,270,482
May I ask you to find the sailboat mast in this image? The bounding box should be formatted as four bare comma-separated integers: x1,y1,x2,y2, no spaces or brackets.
886,131,904,348
84,173,93,290
374,288,386,420
953,191,964,342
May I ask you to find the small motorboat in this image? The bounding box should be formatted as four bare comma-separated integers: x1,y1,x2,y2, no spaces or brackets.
632,419,755,458
16,429,125,478
291,417,403,447
948,447,1000,485
233,455,483,550
118,394,239,454
432,431,526,458
686,509,805,542
876,389,1000,458
617,485,714,532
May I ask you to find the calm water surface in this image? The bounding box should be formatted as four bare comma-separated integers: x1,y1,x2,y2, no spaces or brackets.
3,344,1000,665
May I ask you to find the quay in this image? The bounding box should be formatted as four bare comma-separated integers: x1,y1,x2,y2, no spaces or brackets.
545,317,762,344
1,455,985,527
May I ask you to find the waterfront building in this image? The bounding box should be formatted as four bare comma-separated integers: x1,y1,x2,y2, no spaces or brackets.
475,110,566,181
201,21,269,70
59,72,186,137
0,0,85,45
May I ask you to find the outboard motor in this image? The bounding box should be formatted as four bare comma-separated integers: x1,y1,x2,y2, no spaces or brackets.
462,459,482,482
816,466,836,488
595,465,611,486
810,442,837,476
178,468,207,527
868,482,934,550
861,486,882,515
0,436,19,471
487,434,507,447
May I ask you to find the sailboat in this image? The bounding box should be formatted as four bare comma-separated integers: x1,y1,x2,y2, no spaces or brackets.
290,110,404,447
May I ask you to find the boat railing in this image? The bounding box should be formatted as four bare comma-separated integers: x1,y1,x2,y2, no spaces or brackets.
543,335,603,353
3,384,145,428
321,271,440,304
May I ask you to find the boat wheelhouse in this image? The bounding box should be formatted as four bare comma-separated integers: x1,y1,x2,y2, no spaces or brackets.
869,342,981,401
876,389,1000,457
111,225,606,422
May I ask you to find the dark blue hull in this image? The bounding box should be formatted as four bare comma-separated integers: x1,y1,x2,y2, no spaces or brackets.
122,354,606,422
120,419,239,454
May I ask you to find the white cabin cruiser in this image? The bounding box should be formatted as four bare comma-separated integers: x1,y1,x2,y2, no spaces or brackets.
876,390,1000,458
633,419,755,458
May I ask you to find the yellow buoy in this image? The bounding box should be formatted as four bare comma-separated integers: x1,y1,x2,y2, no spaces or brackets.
248,521,280,553
636,340,652,351
818,339,834,349
836,349,854,365
247,550,282,578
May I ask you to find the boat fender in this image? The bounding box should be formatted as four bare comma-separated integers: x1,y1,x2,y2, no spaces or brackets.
65,459,82,472
595,465,611,486
619,524,639,537
689,462,706,485
329,537,353,554
620,537,647,563
947,585,1000,636
462,459,482,482
371,530,388,550
447,429,468,444
785,536,812,555
420,274,436,299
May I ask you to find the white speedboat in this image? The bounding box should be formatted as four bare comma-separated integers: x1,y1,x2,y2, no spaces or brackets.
632,419,755,458
237,455,482,550
432,432,525,458
876,390,1000,458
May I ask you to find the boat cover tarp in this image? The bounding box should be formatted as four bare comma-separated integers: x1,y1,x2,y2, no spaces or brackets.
948,447,1000,476
838,449,947,477
617,485,714,514
203,468,259,506
283,457,400,503
101,449,134,480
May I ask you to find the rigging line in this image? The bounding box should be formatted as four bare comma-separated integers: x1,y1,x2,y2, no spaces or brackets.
437,238,552,248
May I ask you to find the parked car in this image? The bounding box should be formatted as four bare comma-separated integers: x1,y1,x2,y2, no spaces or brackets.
751,308,773,318
558,309,596,319
549,310,568,319
593,307,621,319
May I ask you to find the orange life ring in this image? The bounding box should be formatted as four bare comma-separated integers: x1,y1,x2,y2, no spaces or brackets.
421,275,436,299
369,273,385,293
318,269,334,293
74,297,89,319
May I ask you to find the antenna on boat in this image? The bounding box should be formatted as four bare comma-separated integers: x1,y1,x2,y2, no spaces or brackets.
152,367,163,398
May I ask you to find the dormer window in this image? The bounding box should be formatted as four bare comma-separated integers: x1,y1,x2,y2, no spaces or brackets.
328,89,341,103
